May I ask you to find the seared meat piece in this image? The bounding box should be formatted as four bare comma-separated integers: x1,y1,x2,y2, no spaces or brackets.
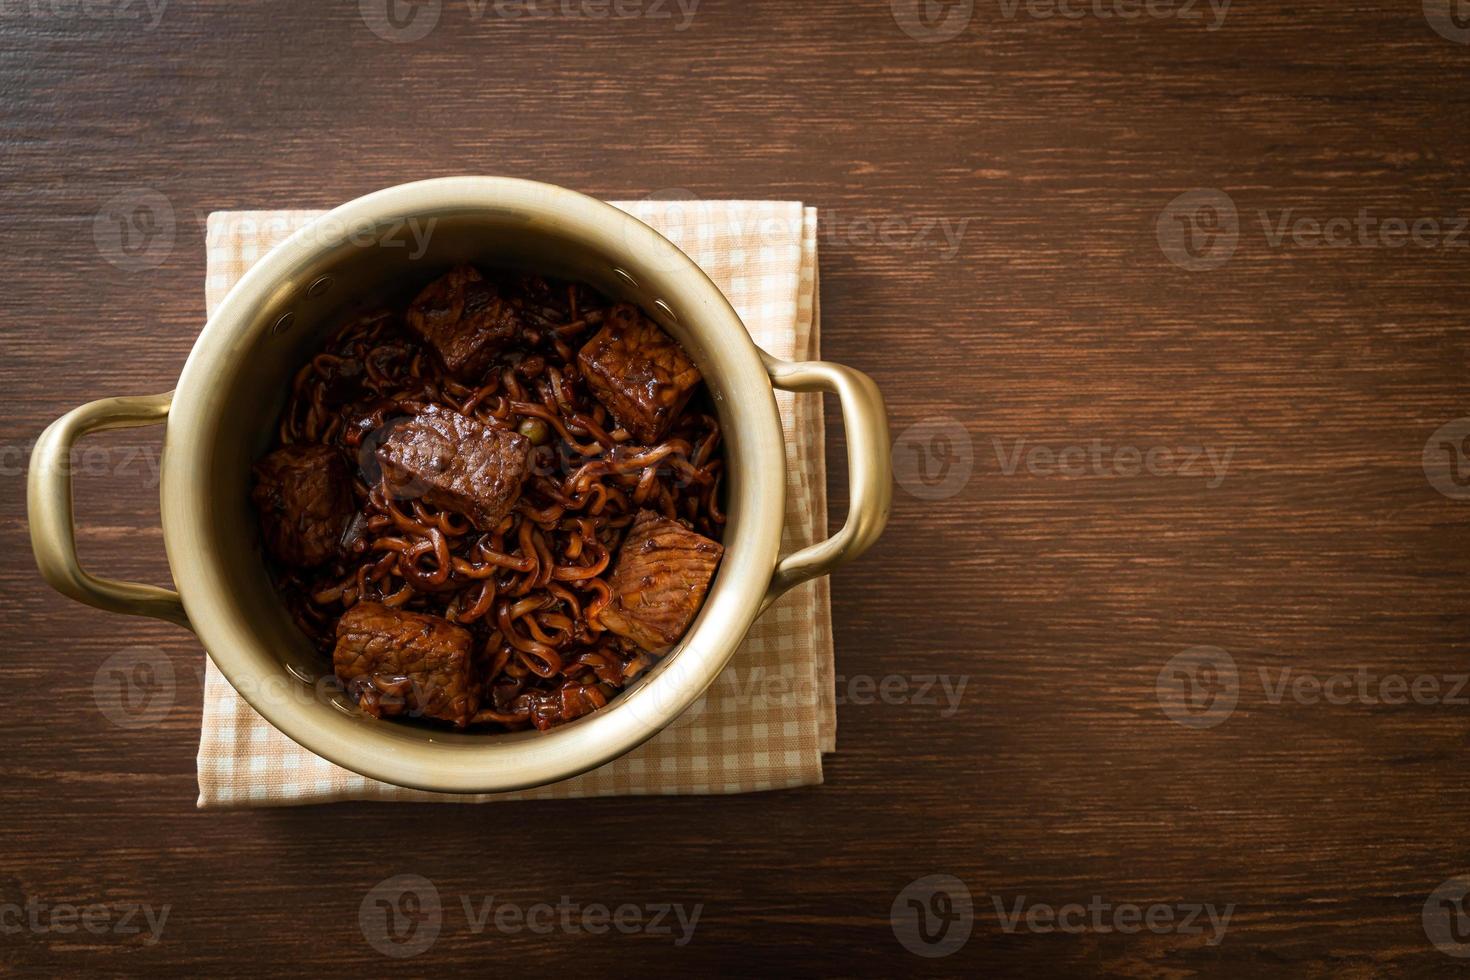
406,265,523,378
376,406,530,531
577,304,701,443
251,444,351,567
598,510,724,652
332,602,478,727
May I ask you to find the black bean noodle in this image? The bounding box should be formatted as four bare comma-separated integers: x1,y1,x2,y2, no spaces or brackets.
264,272,725,731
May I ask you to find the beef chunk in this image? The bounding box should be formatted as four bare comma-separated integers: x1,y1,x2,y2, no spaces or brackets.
577,304,701,443
376,406,530,531
598,510,724,652
332,602,478,727
406,265,523,378
251,444,351,567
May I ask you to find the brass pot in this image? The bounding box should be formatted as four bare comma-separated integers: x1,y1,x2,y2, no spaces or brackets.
28,177,891,794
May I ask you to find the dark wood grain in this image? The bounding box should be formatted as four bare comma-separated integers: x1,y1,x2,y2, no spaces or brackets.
4,0,1470,974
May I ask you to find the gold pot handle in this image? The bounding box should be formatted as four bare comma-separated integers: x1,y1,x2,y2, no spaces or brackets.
761,352,892,612
28,392,190,629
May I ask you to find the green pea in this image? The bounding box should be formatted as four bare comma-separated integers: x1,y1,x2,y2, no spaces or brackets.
518,417,551,445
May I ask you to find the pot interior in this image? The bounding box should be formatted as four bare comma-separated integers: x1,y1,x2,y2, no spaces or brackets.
169,189,783,789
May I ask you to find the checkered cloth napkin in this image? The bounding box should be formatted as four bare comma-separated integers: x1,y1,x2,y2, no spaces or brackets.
195,199,835,807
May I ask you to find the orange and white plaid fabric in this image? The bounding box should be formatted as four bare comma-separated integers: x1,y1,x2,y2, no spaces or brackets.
196,199,834,807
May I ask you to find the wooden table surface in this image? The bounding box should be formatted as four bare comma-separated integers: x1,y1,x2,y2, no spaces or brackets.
5,0,1470,975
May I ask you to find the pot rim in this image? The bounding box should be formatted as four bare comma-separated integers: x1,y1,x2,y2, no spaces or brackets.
164,177,786,794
